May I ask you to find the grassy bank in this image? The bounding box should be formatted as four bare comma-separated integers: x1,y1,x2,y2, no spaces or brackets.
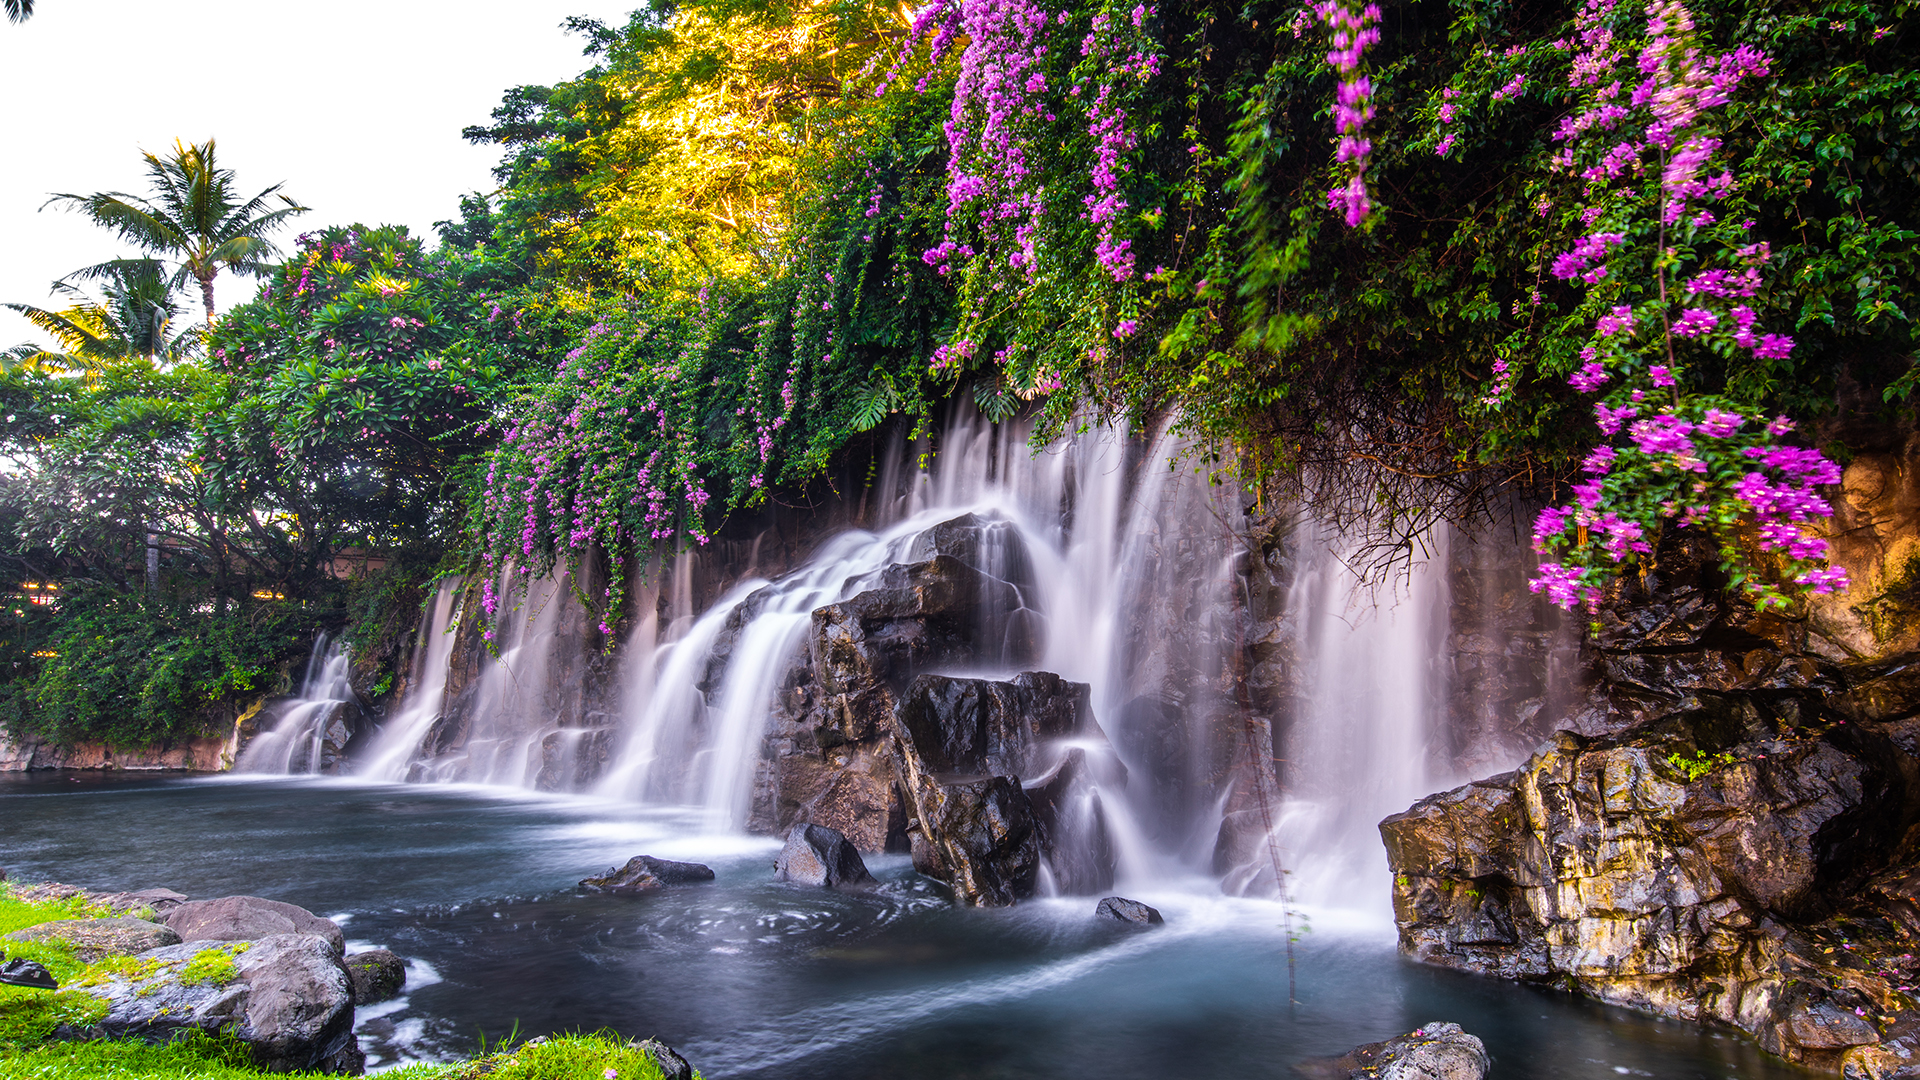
0,889,680,1080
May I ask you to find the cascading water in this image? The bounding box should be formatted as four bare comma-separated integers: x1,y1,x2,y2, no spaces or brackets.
368,406,1450,906
362,579,462,781
235,635,357,775
1263,527,1451,910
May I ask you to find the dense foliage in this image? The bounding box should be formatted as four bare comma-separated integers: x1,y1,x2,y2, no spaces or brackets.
2,0,1912,736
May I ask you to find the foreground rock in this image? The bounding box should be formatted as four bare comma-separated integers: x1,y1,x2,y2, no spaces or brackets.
1294,1022,1489,1080
775,823,874,887
166,895,345,955
7,882,190,919
1093,896,1163,926
4,916,179,961
66,933,361,1073
893,671,1120,907
1381,661,1920,1074
343,949,405,1005
580,856,716,894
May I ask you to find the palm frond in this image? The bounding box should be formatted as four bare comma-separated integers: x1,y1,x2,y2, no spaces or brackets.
4,0,34,25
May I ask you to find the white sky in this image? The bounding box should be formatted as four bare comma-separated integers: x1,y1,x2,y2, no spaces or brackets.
0,0,631,348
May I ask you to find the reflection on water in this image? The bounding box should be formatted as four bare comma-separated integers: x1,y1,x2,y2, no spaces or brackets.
0,774,1809,1079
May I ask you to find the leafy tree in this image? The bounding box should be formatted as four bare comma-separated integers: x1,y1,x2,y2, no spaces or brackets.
4,0,33,24
46,139,306,325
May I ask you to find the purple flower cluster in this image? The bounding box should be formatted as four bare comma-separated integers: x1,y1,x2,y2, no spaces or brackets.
1316,1,1381,226
1526,0,1849,610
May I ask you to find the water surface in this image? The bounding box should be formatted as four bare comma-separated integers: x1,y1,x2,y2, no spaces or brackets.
0,773,1809,1078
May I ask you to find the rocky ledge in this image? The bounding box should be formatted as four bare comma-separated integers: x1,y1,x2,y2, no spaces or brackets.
1382,648,1920,1074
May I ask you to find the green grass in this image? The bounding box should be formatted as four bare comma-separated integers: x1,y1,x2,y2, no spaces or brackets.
0,1031,680,1080
0,887,693,1079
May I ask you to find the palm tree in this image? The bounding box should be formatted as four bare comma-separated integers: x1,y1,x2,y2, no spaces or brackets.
4,0,35,24
4,259,194,373
45,139,307,326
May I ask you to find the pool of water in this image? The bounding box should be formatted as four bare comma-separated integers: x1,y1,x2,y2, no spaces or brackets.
0,773,1810,1078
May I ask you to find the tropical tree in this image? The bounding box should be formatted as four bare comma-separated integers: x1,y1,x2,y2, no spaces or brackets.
3,259,194,374
4,0,33,24
46,140,306,325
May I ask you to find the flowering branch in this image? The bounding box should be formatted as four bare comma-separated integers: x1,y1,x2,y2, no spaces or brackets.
1522,0,1848,612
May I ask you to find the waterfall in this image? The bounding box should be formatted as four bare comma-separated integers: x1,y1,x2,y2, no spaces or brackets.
362,406,1455,907
361,580,462,781
235,635,357,775
1269,527,1450,911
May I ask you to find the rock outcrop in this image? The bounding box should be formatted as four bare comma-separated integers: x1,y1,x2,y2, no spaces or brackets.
68,933,361,1074
1382,642,1920,1074
0,699,259,772
580,856,716,894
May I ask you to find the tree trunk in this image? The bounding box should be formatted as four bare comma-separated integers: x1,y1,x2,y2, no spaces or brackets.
200,271,217,326
146,529,160,594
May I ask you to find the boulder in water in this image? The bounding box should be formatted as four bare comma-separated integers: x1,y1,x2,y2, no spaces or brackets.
343,948,406,1005
581,855,717,894
166,896,345,956
903,774,1041,907
1093,896,1163,926
1292,1022,1488,1080
774,823,874,888
4,917,180,961
65,933,362,1074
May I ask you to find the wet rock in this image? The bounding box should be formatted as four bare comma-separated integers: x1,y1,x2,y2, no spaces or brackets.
774,823,875,888
4,917,180,962
166,896,345,956
1294,1022,1489,1080
895,671,1096,778
343,949,406,1005
581,856,716,894
901,774,1040,907
65,933,361,1074
636,1038,693,1080
1093,896,1163,926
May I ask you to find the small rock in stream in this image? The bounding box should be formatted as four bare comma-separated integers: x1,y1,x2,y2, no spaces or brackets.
1094,896,1164,926
635,1038,694,1080
343,948,407,1004
1293,1022,1489,1080
581,855,716,894
774,823,874,888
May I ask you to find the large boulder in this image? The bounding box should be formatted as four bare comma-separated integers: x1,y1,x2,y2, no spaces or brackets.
904,775,1041,907
580,856,716,894
4,917,179,962
892,672,1118,907
166,896,345,956
1294,1022,1489,1080
774,823,875,888
67,933,361,1074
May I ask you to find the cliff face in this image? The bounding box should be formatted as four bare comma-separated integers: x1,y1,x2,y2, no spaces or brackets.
0,698,260,773
1381,448,1920,1076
